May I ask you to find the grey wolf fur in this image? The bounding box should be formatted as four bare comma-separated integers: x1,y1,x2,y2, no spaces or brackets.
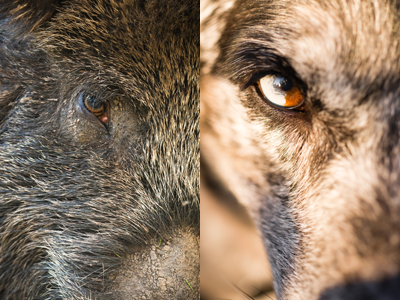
201,0,400,299
0,0,199,299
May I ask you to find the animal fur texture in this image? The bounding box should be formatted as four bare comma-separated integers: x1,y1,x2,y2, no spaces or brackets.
201,0,400,299
0,0,199,299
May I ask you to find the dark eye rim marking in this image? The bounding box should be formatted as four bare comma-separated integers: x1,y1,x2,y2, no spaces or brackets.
232,43,309,112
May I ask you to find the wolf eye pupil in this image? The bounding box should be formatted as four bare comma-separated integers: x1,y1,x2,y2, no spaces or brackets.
274,77,293,91
257,74,304,109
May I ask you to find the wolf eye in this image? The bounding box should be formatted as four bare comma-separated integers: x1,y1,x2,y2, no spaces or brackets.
84,95,109,126
257,75,304,109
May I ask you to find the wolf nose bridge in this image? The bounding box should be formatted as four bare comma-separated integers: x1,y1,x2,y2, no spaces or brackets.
98,228,199,300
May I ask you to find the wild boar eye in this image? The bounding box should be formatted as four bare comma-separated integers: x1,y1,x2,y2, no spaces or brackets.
257,75,304,109
83,95,109,126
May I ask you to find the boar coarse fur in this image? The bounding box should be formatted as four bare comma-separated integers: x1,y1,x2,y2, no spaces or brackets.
201,0,400,299
0,0,199,299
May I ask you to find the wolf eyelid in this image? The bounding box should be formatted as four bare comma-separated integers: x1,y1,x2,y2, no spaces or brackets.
242,71,276,91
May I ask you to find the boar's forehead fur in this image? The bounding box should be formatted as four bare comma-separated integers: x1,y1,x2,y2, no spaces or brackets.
0,0,199,299
201,0,400,299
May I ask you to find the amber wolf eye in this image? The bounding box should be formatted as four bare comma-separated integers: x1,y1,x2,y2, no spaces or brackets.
256,74,304,109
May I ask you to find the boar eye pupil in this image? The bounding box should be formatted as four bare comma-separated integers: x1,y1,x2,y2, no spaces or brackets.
83,94,109,126
84,96,104,115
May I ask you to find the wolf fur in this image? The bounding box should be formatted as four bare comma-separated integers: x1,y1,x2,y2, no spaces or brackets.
0,0,199,299
201,0,400,299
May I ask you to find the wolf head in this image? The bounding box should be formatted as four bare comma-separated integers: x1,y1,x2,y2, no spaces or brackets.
201,0,400,299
